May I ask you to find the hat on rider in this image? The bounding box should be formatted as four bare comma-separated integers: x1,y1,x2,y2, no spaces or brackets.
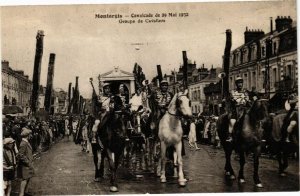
235,76,243,83
119,84,124,90
103,83,110,89
160,79,168,85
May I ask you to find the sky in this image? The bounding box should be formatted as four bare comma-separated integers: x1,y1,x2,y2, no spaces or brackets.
1,0,297,98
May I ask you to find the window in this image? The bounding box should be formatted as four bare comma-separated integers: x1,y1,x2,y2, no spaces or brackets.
244,73,248,89
272,68,277,87
287,65,292,79
252,72,256,89
262,71,265,88
273,42,277,55
262,46,265,57
229,77,233,90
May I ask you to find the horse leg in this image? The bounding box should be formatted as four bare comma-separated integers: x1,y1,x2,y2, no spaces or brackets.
106,149,118,192
160,142,167,183
277,151,285,175
282,146,289,174
155,141,161,176
173,150,178,178
144,139,149,171
238,151,246,183
253,146,263,187
92,144,102,181
224,144,235,179
99,150,106,179
175,141,186,187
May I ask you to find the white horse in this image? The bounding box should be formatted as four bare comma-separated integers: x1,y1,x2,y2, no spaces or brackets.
158,90,193,186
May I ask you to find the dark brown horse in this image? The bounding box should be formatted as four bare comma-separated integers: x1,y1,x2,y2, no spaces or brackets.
92,96,127,192
217,99,270,188
270,107,298,176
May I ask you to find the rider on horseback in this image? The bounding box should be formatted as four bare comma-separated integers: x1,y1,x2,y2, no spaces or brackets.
226,76,251,142
154,79,173,123
92,83,114,140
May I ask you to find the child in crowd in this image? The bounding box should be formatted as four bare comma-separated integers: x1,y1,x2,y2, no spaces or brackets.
3,138,17,196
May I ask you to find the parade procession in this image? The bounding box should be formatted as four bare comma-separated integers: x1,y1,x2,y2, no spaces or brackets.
1,1,299,195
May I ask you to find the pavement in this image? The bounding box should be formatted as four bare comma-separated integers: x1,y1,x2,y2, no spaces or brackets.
11,137,299,195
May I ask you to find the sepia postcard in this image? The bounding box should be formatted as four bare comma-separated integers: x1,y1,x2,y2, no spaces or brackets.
1,0,299,195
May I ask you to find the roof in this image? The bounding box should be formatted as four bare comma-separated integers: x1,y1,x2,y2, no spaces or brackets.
200,67,223,83
100,67,134,78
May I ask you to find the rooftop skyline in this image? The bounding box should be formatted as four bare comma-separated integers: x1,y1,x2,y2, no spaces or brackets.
1,1,296,98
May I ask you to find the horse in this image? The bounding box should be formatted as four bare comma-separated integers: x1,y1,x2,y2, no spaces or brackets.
216,98,270,188
158,90,193,187
269,107,299,176
92,97,127,192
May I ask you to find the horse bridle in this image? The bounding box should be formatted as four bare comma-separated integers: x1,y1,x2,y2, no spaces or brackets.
167,94,191,119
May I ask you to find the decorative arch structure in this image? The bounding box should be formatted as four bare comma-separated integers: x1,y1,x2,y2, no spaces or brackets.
99,66,135,96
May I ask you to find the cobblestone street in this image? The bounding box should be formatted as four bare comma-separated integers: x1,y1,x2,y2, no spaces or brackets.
10,138,299,195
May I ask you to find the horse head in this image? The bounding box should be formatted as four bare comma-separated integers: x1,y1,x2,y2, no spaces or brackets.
174,90,193,119
248,99,271,133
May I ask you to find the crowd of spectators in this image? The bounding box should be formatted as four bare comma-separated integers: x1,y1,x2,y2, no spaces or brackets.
2,114,67,196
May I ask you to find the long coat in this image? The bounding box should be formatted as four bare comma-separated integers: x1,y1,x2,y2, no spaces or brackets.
17,139,34,180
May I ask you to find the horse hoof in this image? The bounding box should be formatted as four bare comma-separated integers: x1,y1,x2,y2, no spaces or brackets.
230,175,236,180
178,179,187,187
239,179,246,184
280,172,287,177
256,183,263,188
160,177,167,183
110,186,119,192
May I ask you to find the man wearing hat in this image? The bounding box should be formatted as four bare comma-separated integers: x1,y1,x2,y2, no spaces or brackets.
96,83,114,129
3,138,17,196
17,128,34,196
226,76,250,142
153,79,173,131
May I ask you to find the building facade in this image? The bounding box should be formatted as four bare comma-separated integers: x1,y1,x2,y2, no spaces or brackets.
228,16,297,101
2,60,32,115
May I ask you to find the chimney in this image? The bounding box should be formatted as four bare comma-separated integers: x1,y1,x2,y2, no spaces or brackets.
210,67,216,78
244,28,265,44
270,17,273,33
275,16,293,32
